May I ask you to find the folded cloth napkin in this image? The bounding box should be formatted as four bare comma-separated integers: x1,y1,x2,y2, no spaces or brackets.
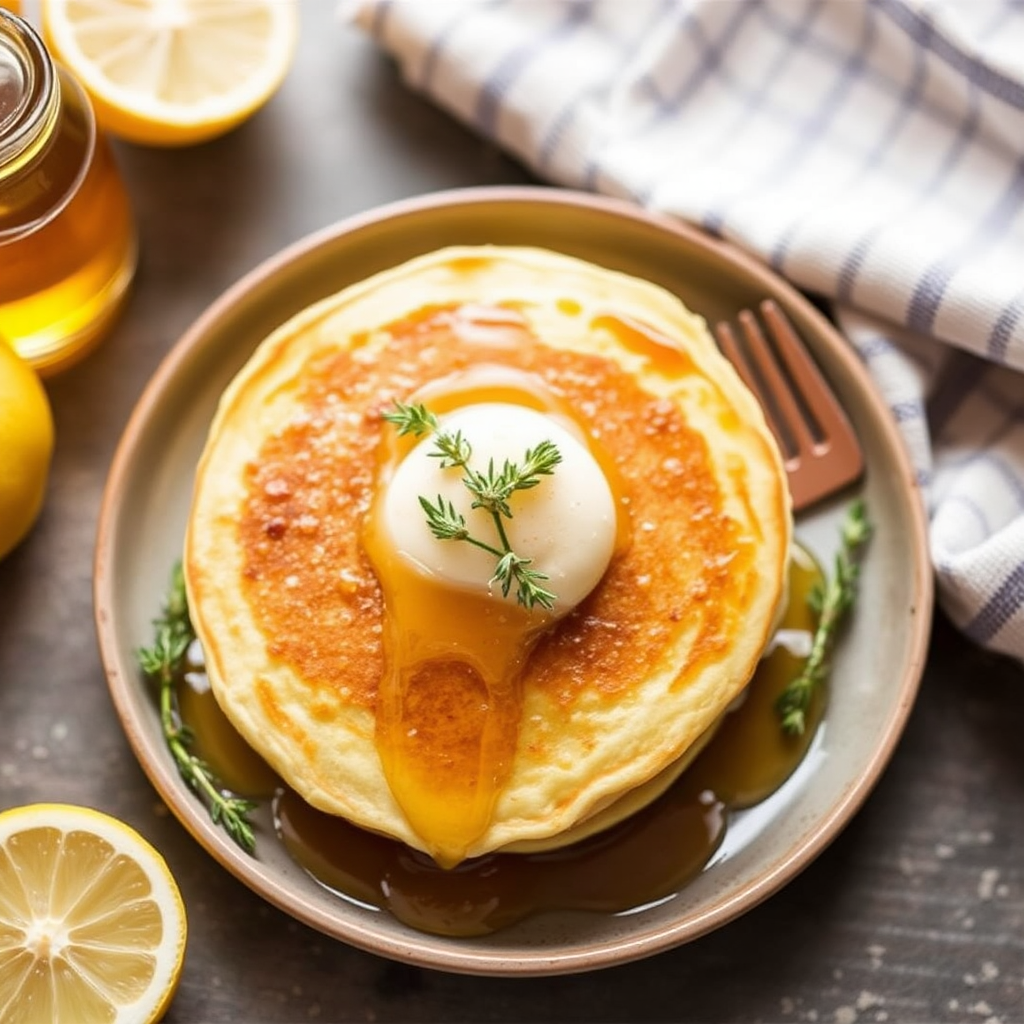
348,0,1024,662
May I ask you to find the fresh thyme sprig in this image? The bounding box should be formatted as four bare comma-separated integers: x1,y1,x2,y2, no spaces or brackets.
137,563,258,854
776,499,873,736
383,401,562,610
384,399,440,438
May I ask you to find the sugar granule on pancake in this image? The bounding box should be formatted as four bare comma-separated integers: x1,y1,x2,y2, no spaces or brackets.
184,245,791,865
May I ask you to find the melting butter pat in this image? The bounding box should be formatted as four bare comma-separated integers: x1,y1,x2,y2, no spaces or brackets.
381,403,617,615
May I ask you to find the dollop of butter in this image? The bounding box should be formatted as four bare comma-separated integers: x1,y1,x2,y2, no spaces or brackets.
381,402,617,615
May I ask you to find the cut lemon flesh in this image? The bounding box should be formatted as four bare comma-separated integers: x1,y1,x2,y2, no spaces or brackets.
42,0,298,146
0,804,187,1024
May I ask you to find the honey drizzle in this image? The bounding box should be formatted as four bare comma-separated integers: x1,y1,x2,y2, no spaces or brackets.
239,302,740,718
226,295,803,932
590,312,696,375
362,367,622,866
176,548,823,937
357,549,540,867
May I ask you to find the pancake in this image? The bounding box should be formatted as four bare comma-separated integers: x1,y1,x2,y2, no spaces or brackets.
184,246,791,865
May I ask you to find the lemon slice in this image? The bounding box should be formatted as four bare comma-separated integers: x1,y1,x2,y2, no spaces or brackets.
0,804,187,1024
41,0,298,146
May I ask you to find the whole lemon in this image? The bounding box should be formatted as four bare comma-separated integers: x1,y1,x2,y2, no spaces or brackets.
0,340,54,560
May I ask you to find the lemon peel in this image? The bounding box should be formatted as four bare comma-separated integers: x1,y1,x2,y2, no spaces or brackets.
0,340,54,560
42,0,299,147
0,803,187,1024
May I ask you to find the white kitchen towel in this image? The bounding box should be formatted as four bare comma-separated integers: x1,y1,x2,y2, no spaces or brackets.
349,0,1024,662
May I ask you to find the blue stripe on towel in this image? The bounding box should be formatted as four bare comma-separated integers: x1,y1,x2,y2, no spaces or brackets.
907,156,1024,335
753,8,878,267
701,1,828,235
988,290,1024,363
420,2,497,92
620,1,757,204
880,0,1024,110
839,83,981,305
891,400,925,423
835,37,928,302
537,0,673,176
852,332,897,360
965,561,1024,644
475,3,593,137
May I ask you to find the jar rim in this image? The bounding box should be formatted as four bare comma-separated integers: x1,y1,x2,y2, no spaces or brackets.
0,10,58,171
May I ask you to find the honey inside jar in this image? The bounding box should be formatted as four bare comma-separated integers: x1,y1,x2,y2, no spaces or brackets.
0,10,136,375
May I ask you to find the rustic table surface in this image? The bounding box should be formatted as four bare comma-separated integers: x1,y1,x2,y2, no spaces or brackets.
2,6,1022,1023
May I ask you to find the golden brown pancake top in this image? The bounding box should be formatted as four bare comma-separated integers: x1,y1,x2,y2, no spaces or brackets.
185,246,789,861
240,302,752,735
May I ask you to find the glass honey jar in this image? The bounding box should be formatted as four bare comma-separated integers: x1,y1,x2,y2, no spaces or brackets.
0,9,136,376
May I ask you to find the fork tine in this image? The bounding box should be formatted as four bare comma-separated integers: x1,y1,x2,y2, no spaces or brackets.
739,308,821,468
714,319,796,465
715,300,865,512
759,299,864,480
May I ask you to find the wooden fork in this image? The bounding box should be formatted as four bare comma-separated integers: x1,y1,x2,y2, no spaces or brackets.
714,299,864,512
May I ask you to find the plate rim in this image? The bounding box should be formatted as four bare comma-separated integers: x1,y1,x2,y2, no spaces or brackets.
93,185,933,975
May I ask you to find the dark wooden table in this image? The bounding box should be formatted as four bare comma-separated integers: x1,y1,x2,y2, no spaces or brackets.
2,7,1022,1022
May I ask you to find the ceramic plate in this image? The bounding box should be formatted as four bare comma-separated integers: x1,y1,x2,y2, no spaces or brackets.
94,187,932,976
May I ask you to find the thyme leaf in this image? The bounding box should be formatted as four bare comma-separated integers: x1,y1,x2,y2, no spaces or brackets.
138,563,258,854
385,401,562,610
381,400,440,437
776,499,873,736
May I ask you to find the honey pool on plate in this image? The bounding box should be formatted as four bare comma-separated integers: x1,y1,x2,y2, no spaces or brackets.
170,547,823,938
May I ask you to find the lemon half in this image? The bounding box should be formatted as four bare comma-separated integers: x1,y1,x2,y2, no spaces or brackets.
42,0,299,146
0,804,187,1024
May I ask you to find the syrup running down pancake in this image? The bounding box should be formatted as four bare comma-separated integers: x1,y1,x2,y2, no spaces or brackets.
184,246,791,865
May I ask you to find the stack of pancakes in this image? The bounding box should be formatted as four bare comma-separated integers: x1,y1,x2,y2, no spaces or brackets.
184,246,791,864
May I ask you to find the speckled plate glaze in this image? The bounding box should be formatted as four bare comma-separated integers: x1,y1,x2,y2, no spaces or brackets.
94,187,932,976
